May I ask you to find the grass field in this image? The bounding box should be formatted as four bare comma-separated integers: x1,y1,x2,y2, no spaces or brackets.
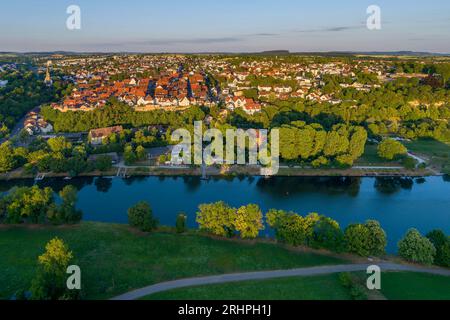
405,138,450,169
381,272,450,300
0,222,346,300
143,272,450,301
143,274,351,300
356,144,401,166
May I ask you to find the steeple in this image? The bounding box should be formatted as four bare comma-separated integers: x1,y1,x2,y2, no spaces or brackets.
44,60,53,86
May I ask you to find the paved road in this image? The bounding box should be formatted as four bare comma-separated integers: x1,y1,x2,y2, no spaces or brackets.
111,263,450,300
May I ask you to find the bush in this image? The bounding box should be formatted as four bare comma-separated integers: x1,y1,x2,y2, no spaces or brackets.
426,230,450,267
176,213,187,234
377,139,407,160
344,220,387,257
398,229,436,265
338,273,367,300
95,155,112,172
30,238,80,300
128,201,158,232
310,216,344,252
401,156,417,170
196,202,264,239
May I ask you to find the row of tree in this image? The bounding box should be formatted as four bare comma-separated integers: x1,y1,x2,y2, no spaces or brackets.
0,185,82,224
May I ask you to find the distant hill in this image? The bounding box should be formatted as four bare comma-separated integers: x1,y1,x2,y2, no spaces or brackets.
1,50,448,57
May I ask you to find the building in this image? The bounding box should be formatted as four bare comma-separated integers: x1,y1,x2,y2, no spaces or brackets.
88,125,123,145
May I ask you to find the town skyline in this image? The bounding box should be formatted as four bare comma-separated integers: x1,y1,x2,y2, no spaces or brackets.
1,0,449,53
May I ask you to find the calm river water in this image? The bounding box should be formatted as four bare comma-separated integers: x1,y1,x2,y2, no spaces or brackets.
1,175,449,253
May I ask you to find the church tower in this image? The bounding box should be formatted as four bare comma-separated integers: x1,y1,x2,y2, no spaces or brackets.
44,60,53,86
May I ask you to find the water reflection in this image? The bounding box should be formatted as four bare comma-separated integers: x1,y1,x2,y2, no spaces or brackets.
255,176,363,197
374,177,414,194
95,177,113,193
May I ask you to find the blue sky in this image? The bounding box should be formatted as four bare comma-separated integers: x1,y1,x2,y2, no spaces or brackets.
0,0,449,53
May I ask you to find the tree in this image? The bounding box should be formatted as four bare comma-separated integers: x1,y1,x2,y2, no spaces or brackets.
344,220,387,256
59,185,82,223
310,216,344,252
128,201,158,232
235,204,264,239
124,145,137,165
426,230,450,267
95,155,113,172
47,137,72,154
176,213,187,234
398,229,436,265
136,145,147,161
0,142,16,173
196,201,235,237
377,139,407,160
30,238,79,300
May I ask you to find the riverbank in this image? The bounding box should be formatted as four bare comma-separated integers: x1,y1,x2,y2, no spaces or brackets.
1,222,448,301
0,164,438,181
0,222,348,300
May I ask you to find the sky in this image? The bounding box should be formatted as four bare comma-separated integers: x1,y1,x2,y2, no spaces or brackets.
0,0,449,53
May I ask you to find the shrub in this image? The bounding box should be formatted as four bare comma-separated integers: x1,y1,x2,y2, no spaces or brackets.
338,273,367,300
377,139,407,160
426,230,450,267
235,204,264,239
310,216,344,252
344,220,387,257
196,201,235,237
176,213,187,234
196,202,264,239
398,229,436,265
95,155,112,172
128,201,158,232
30,238,80,300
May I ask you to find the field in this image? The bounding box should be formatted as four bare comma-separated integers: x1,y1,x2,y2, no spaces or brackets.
0,222,345,300
356,143,401,166
144,274,351,300
405,138,450,170
143,272,450,300
381,272,450,300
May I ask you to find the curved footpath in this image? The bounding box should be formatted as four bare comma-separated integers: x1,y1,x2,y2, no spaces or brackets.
111,262,450,300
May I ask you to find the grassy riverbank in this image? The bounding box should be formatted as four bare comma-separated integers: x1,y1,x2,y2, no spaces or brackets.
0,164,434,182
0,222,347,300
143,272,450,300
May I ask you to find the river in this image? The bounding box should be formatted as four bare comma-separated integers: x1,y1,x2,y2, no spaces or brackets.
1,175,449,253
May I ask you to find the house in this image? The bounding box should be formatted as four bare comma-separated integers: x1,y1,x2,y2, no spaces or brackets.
88,126,123,145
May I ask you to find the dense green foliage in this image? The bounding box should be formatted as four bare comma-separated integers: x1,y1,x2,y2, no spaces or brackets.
426,230,450,267
127,201,159,232
343,220,387,257
0,185,82,224
266,210,344,252
41,99,206,133
398,229,436,265
30,238,80,300
278,122,367,166
0,63,68,130
377,139,408,160
176,213,187,234
196,202,264,239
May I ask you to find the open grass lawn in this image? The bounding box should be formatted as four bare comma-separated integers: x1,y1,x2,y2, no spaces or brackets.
381,272,450,300
0,222,345,300
143,274,351,300
143,272,450,301
356,144,400,166
405,139,450,168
